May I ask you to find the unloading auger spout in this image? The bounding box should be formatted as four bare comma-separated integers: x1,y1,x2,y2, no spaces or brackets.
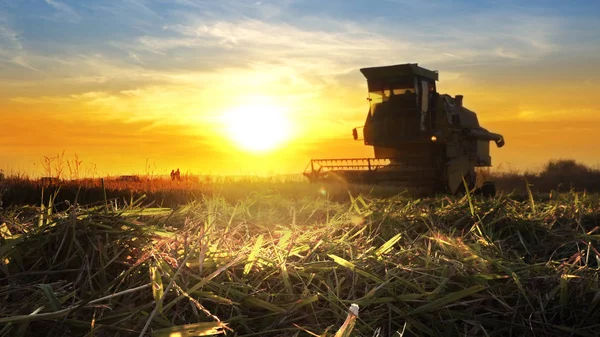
466,128,505,148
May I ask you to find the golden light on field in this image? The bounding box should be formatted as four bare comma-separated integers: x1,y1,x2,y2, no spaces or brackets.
221,99,293,152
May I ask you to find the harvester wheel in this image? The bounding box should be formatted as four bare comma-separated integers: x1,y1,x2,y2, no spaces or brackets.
479,181,496,197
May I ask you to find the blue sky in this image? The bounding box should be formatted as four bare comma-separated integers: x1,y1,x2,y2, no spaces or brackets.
3,0,598,85
1,0,600,174
2,0,598,81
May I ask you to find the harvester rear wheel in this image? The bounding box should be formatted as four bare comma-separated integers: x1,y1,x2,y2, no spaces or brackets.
478,181,496,197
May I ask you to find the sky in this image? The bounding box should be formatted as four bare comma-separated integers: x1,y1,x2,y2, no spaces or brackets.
1,0,599,177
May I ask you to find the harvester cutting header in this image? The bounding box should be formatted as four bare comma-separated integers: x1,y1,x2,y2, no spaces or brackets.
304,63,505,196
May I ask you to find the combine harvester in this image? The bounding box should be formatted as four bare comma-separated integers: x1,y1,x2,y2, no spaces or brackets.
304,63,505,196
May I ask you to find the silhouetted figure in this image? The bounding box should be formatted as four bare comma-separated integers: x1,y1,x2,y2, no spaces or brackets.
170,169,175,181
175,168,181,181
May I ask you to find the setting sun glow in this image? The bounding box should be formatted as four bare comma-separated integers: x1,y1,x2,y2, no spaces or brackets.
221,102,292,152
1,1,600,176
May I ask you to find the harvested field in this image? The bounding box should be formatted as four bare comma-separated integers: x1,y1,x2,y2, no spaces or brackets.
1,182,599,336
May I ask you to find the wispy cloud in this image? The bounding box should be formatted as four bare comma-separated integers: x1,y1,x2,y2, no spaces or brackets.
124,0,161,20
442,53,462,59
1,0,575,97
44,0,81,23
0,24,21,51
0,16,40,71
2,1,600,142
2,0,587,138
169,0,297,19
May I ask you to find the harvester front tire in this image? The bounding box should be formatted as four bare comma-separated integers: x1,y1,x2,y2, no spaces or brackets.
480,182,496,197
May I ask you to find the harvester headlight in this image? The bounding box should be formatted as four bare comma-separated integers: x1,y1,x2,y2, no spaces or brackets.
431,136,437,142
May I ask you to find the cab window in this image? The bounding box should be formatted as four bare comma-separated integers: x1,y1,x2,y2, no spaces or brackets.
421,80,429,112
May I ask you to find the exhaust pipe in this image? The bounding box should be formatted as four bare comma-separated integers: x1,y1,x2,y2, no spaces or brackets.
455,95,463,108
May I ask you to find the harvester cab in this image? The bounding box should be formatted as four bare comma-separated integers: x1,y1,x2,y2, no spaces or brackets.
304,63,505,196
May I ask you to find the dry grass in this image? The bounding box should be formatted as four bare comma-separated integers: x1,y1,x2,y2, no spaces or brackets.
3,159,598,209
492,159,600,195
1,183,599,336
0,175,419,211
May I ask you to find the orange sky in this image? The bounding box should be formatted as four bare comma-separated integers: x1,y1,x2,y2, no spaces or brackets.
1,1,599,177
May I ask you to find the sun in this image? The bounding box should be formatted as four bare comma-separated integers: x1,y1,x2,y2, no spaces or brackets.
221,101,292,152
